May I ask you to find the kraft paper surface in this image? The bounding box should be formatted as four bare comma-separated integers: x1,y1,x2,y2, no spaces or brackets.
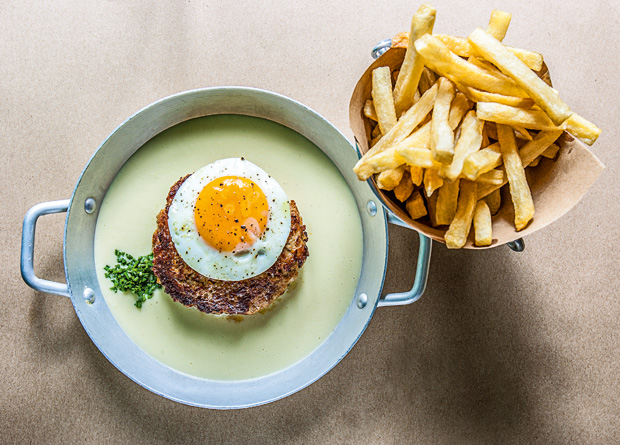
1,1,618,444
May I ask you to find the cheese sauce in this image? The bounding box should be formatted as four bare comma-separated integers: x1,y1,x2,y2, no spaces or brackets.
94,115,363,380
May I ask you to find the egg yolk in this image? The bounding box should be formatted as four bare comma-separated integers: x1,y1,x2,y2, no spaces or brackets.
194,176,269,253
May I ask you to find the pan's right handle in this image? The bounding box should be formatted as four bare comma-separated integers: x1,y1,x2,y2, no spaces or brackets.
371,38,392,59
378,213,432,307
20,199,71,298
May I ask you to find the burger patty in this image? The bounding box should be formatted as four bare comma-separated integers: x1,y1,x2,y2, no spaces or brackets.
152,175,309,315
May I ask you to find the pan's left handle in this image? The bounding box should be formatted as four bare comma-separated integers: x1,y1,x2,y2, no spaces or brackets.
378,213,432,307
21,199,71,298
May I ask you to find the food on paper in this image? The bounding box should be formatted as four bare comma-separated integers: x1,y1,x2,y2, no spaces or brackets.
483,188,501,215
498,124,535,230
438,110,483,181
406,189,428,219
473,201,493,246
431,77,456,164
468,28,571,125
434,34,543,71
435,178,459,225
394,169,415,202
393,3,436,115
351,6,601,248
372,66,398,134
444,180,477,249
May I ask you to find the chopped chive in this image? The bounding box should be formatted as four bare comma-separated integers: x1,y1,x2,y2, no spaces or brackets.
104,250,161,309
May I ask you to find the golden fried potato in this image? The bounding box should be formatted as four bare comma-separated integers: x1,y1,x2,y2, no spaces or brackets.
468,28,572,125
406,189,428,219
393,4,436,115
474,200,493,246
445,180,478,248
498,124,534,230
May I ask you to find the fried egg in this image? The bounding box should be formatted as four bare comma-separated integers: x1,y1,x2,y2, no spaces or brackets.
167,158,291,281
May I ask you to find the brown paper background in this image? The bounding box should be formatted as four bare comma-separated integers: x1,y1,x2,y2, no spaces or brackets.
1,1,618,443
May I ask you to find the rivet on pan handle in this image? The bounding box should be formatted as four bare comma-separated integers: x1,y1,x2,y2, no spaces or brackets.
21,199,71,298
378,213,432,307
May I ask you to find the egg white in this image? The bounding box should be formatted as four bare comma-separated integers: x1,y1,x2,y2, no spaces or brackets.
167,158,291,281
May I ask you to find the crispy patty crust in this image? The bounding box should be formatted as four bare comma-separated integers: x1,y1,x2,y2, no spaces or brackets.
152,175,309,315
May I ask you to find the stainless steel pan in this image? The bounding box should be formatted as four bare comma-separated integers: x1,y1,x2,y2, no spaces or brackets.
21,87,431,408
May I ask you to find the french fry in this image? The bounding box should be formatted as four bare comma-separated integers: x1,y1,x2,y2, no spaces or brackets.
439,110,483,181
425,187,439,226
483,188,501,215
426,67,438,83
448,92,471,128
394,169,414,201
372,67,398,134
476,169,505,185
397,147,438,169
481,124,490,147
485,121,498,140
363,100,377,121
487,9,511,41
529,156,541,167
467,56,502,74
359,122,432,178
393,4,436,115
497,124,534,230
409,165,424,186
392,119,432,151
362,149,401,173
444,180,478,248
473,201,493,246
371,123,382,138
354,7,602,249
414,34,529,98
394,168,413,202
354,82,438,179
456,82,534,108
519,130,564,165
462,142,501,180
376,165,406,190
423,167,444,196
513,125,533,140
419,111,432,127
418,68,433,96
565,113,601,146
468,28,572,125
431,77,456,164
434,34,544,71
476,102,561,131
406,189,428,219
435,179,460,225
413,88,421,104
392,31,409,48
541,143,560,159
477,130,563,199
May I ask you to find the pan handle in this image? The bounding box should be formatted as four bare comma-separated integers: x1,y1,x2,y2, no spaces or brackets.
378,213,432,307
20,199,71,298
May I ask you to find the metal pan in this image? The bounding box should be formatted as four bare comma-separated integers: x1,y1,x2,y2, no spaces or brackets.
21,87,431,408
